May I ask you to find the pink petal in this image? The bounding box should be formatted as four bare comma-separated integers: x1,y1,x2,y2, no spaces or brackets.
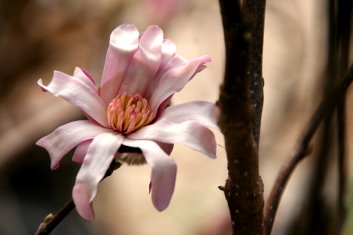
160,39,177,69
119,25,164,96
160,54,186,73
73,67,96,89
144,39,177,99
100,24,140,104
122,139,177,211
128,119,217,159
72,140,93,163
73,133,124,219
38,71,108,127
36,120,112,169
149,55,211,113
161,101,219,129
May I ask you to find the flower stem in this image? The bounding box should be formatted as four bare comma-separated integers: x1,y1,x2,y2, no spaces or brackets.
35,200,75,235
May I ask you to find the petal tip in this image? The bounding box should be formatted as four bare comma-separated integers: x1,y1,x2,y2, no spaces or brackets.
147,24,162,32
117,23,137,30
201,55,212,64
153,199,169,212
51,163,60,170
73,182,96,220
37,79,48,92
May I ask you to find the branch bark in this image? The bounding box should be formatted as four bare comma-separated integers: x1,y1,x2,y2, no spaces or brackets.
243,0,266,145
218,0,266,234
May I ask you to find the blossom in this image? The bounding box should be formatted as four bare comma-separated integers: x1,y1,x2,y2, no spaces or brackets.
36,24,217,220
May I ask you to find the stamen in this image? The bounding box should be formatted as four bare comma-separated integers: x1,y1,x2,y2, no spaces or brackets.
107,92,154,134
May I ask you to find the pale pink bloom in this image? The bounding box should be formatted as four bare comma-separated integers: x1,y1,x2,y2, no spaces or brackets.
37,24,217,220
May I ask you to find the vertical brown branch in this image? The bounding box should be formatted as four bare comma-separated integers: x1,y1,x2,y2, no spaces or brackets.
218,0,266,234
243,0,266,145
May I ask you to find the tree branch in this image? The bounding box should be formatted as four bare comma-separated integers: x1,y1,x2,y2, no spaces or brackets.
263,64,353,235
243,0,266,146
218,0,266,233
335,1,352,232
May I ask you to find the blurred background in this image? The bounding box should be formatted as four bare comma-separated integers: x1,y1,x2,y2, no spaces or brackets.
0,0,352,234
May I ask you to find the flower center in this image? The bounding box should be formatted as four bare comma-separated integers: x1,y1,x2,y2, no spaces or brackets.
107,92,154,134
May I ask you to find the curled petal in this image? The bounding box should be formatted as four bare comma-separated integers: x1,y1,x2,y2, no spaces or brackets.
161,101,219,129
100,24,140,104
38,71,108,126
159,54,186,74
73,67,96,90
144,39,177,99
72,140,93,163
36,120,111,169
119,25,164,96
149,56,211,113
73,133,124,219
129,119,217,159
161,39,176,64
122,139,177,211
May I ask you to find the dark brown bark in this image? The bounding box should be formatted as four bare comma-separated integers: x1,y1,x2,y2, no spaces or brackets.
243,0,266,146
218,0,266,234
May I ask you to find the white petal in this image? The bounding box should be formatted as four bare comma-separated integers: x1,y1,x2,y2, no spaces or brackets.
73,133,124,219
122,139,177,211
36,120,111,169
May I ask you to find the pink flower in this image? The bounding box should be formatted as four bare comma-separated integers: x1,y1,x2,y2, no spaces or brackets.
36,24,217,220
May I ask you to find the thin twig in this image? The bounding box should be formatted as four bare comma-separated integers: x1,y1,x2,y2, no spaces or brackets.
35,161,122,235
263,64,353,235
35,200,75,235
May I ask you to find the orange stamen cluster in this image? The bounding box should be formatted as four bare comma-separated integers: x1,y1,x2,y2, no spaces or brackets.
107,93,154,134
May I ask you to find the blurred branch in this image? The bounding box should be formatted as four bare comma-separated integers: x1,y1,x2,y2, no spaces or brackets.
285,1,352,233
218,0,266,234
35,161,122,235
335,1,352,233
336,99,347,235
263,64,353,235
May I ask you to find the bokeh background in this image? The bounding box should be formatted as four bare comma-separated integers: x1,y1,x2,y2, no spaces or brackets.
0,0,352,234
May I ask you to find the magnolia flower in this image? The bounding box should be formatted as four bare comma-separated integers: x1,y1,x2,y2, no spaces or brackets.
37,24,218,220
